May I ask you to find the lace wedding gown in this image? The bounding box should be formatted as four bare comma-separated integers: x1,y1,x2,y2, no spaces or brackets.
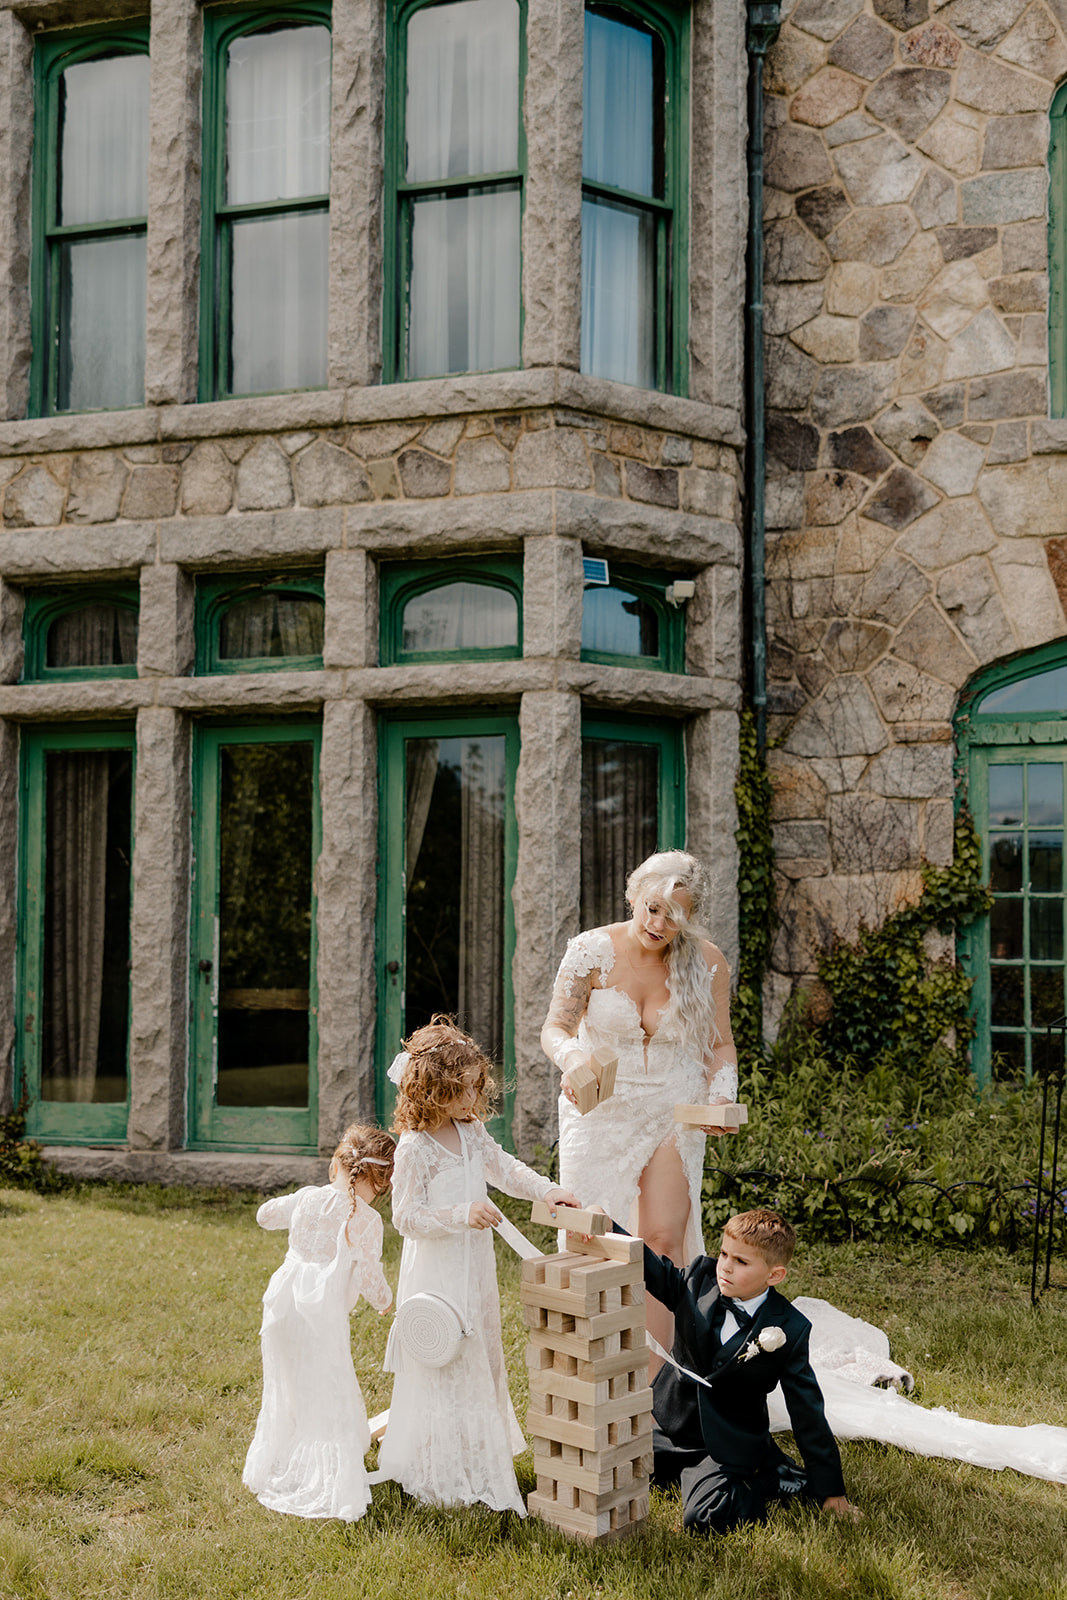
243,1182,392,1520
377,1119,556,1513
552,929,737,1264
769,1298,1067,1485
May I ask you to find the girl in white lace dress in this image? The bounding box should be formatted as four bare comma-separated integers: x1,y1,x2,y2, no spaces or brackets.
243,1124,395,1521
541,851,738,1360
378,1017,580,1513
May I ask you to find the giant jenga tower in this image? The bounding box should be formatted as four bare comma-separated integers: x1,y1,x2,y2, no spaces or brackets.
520,1204,653,1543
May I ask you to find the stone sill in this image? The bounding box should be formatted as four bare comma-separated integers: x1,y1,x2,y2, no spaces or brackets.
0,371,744,458
0,661,740,718
41,1145,328,1191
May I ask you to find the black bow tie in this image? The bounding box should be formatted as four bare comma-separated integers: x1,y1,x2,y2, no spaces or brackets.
720,1299,754,1332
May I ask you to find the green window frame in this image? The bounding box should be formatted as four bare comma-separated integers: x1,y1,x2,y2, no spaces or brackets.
1050,83,1067,416
581,0,689,396
22,586,139,682
199,2,332,402
376,709,519,1144
580,712,684,926
379,556,523,664
957,641,1067,1085
30,24,150,419
383,0,528,383
17,723,136,1145
195,572,325,674
189,720,321,1151
580,563,684,672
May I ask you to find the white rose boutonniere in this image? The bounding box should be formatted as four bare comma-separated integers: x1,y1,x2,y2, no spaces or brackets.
739,1326,786,1362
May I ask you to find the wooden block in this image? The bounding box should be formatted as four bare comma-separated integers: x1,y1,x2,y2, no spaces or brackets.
520,1279,600,1317
576,1346,649,1384
521,1256,548,1287
576,1388,654,1429
569,1062,599,1114
565,1258,642,1294
563,1231,643,1264
368,1410,388,1443
590,1046,618,1104
530,1200,610,1235
673,1101,749,1129
530,1368,611,1406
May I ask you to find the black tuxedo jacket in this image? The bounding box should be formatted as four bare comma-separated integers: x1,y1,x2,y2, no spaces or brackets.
643,1245,845,1500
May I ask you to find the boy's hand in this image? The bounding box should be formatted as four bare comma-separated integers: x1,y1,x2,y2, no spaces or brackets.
468,1200,503,1229
822,1495,862,1521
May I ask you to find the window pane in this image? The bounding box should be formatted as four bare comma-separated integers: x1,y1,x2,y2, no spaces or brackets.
47,604,138,669
989,833,1022,893
226,25,331,204
408,188,520,376
581,739,658,929
404,736,506,1061
401,582,517,653
581,196,656,388
57,235,146,412
59,53,149,225
1031,899,1064,963
217,741,314,1108
219,593,324,660
990,1033,1026,1080
583,10,656,197
582,586,659,658
41,749,132,1104
978,663,1067,716
1031,967,1065,1026
990,898,1023,960
988,764,1023,826
1028,763,1064,826
1030,832,1063,893
230,210,328,394
990,965,1024,1026
406,0,519,182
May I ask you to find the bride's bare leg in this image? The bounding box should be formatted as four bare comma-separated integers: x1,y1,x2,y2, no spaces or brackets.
637,1138,690,1378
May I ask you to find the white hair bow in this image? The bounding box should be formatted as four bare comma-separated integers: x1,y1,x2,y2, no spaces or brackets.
387,1050,410,1086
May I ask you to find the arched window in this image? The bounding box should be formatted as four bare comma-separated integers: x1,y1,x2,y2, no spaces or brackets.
581,1,688,394
31,28,150,416
580,564,683,671
380,558,522,663
197,574,325,673
23,588,139,681
200,6,331,399
385,0,524,381
959,642,1067,1082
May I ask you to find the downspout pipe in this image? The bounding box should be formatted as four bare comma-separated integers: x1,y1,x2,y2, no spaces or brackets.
744,0,781,754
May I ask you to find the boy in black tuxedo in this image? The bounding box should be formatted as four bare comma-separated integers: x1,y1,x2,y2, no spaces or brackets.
640,1207,857,1535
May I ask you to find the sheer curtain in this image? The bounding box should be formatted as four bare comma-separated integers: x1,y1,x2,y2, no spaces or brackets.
219,592,324,659
61,54,149,224
406,0,520,377
458,739,505,1062
43,754,110,1101
581,740,659,930
48,603,138,668
402,582,518,653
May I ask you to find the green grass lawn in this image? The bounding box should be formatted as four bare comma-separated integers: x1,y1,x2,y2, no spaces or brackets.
1,1182,1065,1600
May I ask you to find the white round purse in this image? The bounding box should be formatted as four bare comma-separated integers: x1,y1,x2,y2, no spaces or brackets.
394,1289,469,1368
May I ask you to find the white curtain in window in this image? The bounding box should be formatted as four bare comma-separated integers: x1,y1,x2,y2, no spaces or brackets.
60,53,150,225
60,236,146,412
406,0,518,182
48,603,138,668
226,26,331,204
402,581,518,653
581,198,655,388
583,10,653,195
220,592,325,659
231,211,329,394
409,190,520,377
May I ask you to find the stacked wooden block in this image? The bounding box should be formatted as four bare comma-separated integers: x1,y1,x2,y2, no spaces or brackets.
521,1204,652,1542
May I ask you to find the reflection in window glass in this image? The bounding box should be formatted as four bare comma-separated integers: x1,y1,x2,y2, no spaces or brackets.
990,965,1024,1025
47,604,138,669
219,593,324,660
583,585,659,658
41,749,132,1103
989,834,1022,893
988,765,1023,825
581,738,658,929
978,662,1067,716
401,582,518,654
1027,763,1063,826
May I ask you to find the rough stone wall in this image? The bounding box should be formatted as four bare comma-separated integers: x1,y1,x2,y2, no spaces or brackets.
762,0,1067,1018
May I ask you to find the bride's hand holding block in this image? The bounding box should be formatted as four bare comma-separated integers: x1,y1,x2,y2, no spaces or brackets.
674,1102,749,1136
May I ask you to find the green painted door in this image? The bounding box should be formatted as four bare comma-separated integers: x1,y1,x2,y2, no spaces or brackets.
18,724,135,1144
377,713,518,1140
190,722,320,1150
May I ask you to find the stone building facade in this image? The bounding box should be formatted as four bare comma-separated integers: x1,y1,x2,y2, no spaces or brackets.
761,0,1067,1081
0,0,748,1182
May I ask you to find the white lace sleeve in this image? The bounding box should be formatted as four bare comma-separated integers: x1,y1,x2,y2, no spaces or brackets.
704,954,739,1102
345,1201,392,1313
541,928,616,1069
471,1121,555,1204
389,1134,472,1238
256,1189,305,1230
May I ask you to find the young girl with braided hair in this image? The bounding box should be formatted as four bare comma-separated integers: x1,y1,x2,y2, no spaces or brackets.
377,1015,579,1513
243,1124,395,1521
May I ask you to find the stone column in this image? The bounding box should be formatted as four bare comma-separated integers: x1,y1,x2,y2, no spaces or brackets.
523,535,583,659
316,697,378,1146
0,719,18,1111
128,707,191,1149
138,563,194,678
145,0,202,407
512,689,582,1156
324,548,374,668
328,0,385,389
522,0,583,371
0,10,33,420
686,709,740,974
0,578,24,684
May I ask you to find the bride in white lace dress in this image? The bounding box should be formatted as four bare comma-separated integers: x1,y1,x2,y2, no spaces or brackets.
541,851,738,1360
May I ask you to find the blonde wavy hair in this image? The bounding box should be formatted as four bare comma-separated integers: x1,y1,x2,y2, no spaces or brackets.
331,1123,395,1241
392,1014,497,1133
625,850,717,1066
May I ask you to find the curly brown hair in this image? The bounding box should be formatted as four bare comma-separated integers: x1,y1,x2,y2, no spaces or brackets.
391,1014,497,1133
331,1124,395,1240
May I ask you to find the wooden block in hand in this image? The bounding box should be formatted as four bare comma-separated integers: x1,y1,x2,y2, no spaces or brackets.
368,1410,389,1442
531,1199,610,1235
590,1047,617,1104
673,1102,749,1130
569,1062,599,1115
